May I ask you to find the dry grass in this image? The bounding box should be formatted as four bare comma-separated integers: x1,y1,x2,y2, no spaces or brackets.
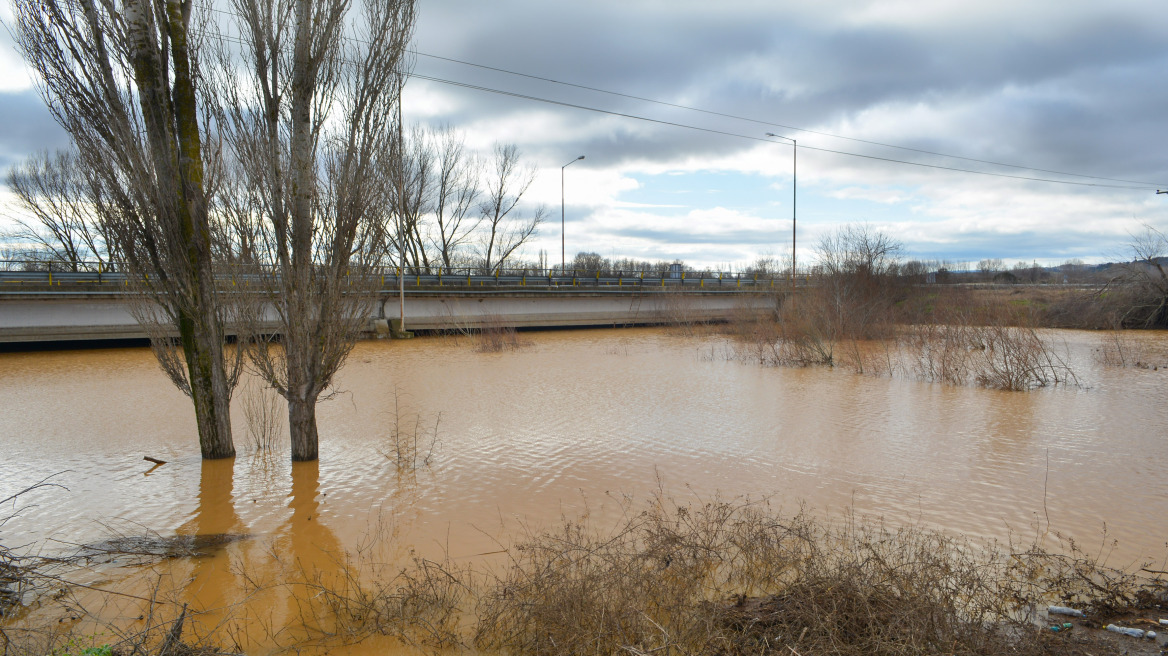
473,496,1165,656
0,564,235,656
4,495,1164,655
1,477,68,621
296,552,470,650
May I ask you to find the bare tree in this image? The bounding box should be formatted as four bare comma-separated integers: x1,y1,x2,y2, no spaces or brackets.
1104,225,1168,328
219,0,415,461
11,0,240,459
429,127,482,270
571,251,607,275
4,149,118,270
977,258,1004,280
389,123,435,271
812,224,903,339
477,143,547,274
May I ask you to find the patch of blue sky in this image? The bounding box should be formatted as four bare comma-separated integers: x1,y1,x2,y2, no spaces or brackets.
614,171,922,231
615,170,776,212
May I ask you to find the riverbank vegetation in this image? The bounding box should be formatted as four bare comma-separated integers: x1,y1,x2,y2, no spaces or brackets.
3,492,1165,655
721,224,1168,390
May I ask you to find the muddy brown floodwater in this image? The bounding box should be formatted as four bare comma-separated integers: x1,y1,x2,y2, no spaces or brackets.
1,327,1167,653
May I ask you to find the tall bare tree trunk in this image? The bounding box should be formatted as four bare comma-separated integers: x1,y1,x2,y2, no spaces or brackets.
13,0,238,459
220,0,415,461
288,385,320,462
129,0,235,459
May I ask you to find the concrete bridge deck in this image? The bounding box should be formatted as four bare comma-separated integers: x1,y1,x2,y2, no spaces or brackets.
0,287,779,345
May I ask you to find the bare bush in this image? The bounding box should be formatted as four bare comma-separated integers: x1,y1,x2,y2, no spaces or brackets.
771,309,835,366
240,379,285,454
475,314,524,352
969,325,1078,391
728,292,1078,390
1101,225,1168,328
903,322,974,385
1,478,66,619
475,496,1165,656
659,287,707,336
729,295,833,367
1095,329,1153,368
382,390,440,470
902,315,1076,390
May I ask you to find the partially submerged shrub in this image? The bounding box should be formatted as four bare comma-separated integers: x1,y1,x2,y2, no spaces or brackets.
728,295,1078,391
293,552,470,650
474,497,1162,656
240,378,285,453
382,389,440,470
6,493,1164,655
476,314,524,352
969,324,1077,390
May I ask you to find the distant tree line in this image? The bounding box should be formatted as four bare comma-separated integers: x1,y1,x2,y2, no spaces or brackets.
1,132,548,278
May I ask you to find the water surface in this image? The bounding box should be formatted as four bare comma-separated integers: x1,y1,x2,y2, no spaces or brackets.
2,327,1166,651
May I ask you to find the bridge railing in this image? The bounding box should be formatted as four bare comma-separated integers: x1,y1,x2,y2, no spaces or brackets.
0,261,791,291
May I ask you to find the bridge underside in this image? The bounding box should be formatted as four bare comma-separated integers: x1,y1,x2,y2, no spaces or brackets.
0,290,778,345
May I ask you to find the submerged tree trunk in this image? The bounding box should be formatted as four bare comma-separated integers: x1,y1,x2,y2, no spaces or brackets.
288,392,320,462
167,0,235,459
182,309,235,459
221,0,415,461
13,0,245,460
136,0,234,459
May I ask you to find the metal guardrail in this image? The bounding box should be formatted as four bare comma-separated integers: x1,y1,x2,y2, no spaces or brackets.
0,263,788,291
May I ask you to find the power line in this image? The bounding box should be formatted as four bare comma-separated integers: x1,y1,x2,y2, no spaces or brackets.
409,73,1156,190
410,49,1165,188
197,3,1162,188
144,7,1166,190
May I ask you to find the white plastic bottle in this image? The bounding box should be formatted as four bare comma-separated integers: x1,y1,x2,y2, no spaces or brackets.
1105,624,1154,639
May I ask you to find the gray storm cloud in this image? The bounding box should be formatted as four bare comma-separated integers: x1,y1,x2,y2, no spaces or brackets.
409,0,1168,184
2,0,1165,265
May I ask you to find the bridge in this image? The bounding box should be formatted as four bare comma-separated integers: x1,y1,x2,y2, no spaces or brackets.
0,267,784,344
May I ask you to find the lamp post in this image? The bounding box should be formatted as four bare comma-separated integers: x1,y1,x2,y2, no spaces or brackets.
765,133,796,297
562,155,585,272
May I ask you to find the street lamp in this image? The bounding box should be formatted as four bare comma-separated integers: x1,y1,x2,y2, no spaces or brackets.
562,155,585,272
765,133,796,296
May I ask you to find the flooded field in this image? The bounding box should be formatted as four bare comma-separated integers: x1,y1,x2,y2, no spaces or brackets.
1,327,1166,652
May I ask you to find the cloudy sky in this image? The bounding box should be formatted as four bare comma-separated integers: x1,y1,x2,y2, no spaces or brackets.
3,0,1167,269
